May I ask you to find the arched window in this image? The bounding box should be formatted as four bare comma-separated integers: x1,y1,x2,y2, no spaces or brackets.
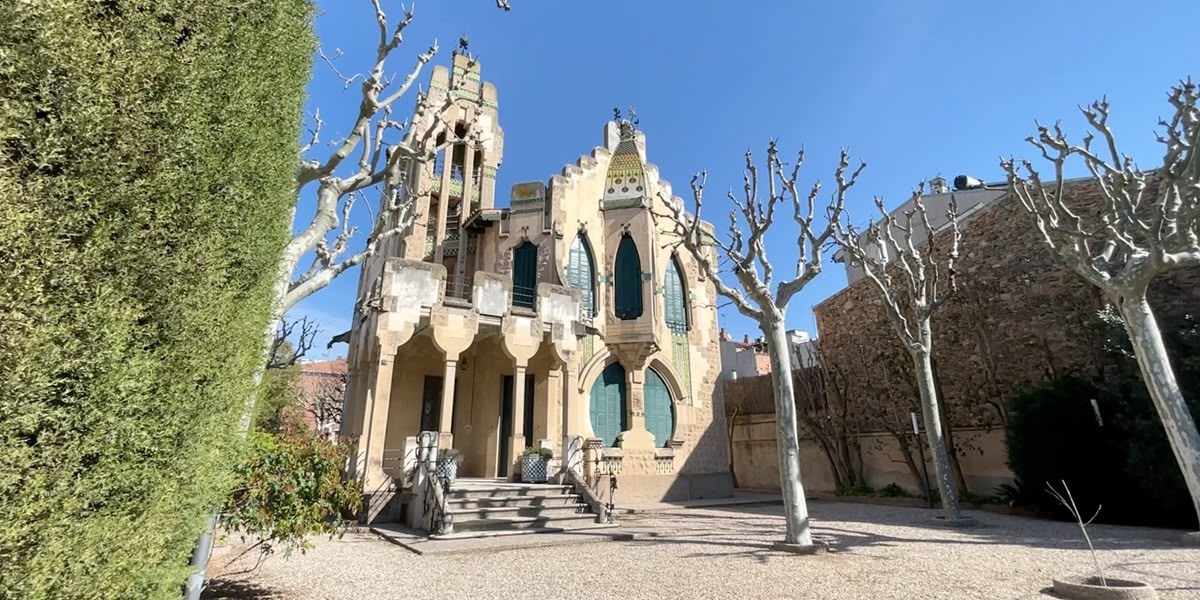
644,367,675,447
614,233,643,320
589,362,628,447
567,234,596,321
512,241,537,309
663,255,688,333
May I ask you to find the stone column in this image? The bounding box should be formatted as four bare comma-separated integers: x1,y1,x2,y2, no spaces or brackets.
543,367,562,444
626,366,647,436
508,361,528,476
501,313,541,479
561,363,581,438
452,138,476,290
433,143,453,264
610,343,656,450
359,350,397,495
438,354,459,449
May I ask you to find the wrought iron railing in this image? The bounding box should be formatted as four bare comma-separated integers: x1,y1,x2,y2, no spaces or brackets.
511,284,536,310
445,278,474,303
562,436,611,522
416,431,452,535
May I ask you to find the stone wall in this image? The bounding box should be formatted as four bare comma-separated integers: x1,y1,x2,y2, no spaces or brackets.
731,414,1011,495
814,181,1200,433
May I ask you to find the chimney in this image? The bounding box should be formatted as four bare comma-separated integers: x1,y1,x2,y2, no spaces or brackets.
743,334,750,344
929,176,948,195
719,327,731,342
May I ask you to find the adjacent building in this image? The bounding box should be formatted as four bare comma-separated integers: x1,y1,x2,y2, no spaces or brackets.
717,328,817,382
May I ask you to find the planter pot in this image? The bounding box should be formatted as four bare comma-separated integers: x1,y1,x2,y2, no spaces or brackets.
436,458,459,484
1051,576,1158,600
521,455,549,483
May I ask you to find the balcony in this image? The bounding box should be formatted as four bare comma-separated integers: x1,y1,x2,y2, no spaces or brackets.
445,276,474,306
511,283,536,311
428,164,482,202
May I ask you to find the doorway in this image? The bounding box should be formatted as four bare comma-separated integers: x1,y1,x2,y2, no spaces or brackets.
420,375,443,433
498,373,535,477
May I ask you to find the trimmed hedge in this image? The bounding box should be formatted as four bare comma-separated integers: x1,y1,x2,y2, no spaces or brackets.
0,2,313,598
1003,316,1200,529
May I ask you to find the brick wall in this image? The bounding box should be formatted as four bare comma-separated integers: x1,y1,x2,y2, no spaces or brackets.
814,180,1200,430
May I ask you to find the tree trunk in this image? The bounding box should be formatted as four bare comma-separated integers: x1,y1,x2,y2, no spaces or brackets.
891,432,927,499
1116,294,1200,526
814,435,844,490
835,433,859,489
763,315,814,546
911,320,962,519
931,354,969,496
726,406,740,489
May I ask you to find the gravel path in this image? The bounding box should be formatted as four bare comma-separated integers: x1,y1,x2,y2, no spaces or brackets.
205,501,1200,599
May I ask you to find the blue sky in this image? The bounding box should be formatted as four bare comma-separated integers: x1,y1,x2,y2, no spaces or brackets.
293,0,1198,358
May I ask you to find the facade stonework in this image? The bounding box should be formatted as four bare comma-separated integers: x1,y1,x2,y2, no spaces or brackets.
815,179,1200,434
341,55,732,521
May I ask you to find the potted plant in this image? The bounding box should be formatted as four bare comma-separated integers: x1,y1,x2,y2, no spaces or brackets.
1046,481,1158,600
520,447,553,483
436,448,464,484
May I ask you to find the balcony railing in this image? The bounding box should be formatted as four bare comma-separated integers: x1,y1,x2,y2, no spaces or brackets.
511,284,536,310
445,277,474,304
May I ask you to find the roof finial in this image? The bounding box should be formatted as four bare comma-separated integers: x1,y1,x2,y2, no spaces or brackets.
613,107,622,122
628,105,639,127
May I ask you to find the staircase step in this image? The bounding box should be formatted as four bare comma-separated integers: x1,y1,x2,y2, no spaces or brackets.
449,504,588,521
429,522,620,541
446,494,580,509
447,484,572,500
450,513,600,533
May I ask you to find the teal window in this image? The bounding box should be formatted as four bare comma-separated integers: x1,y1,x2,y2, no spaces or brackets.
512,241,537,309
614,233,643,320
567,234,596,320
663,255,688,333
589,362,628,447
644,368,675,447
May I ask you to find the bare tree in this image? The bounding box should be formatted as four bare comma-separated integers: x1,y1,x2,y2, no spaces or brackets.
1000,79,1200,525
268,316,319,370
307,369,347,439
793,343,864,492
833,187,966,521
662,140,862,548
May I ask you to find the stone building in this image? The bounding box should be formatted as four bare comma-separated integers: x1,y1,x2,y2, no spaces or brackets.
808,175,1200,493
340,54,732,523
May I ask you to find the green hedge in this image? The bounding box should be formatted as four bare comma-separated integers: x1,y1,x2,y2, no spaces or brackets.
1003,316,1200,529
0,2,313,598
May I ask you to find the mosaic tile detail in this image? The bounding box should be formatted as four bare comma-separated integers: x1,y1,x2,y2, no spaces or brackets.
671,333,692,396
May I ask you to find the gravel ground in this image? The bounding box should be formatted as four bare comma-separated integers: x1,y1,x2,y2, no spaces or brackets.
204,501,1200,600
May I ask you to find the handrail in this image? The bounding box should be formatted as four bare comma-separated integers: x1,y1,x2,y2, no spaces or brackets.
562,435,608,523
416,431,452,535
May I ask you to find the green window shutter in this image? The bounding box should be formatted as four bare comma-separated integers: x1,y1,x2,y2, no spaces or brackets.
567,234,596,320
644,368,675,448
523,373,535,448
589,362,628,447
614,234,643,320
512,241,537,309
663,256,688,333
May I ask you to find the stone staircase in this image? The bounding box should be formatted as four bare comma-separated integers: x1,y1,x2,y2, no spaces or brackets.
435,479,608,539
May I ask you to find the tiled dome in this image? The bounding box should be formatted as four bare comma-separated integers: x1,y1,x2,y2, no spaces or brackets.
602,120,647,206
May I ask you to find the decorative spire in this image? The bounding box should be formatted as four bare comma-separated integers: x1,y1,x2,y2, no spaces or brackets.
612,105,640,142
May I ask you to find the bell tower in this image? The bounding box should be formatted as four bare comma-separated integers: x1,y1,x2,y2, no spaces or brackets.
399,51,504,295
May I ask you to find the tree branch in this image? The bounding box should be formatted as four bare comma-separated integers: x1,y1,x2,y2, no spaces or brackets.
1002,79,1200,292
